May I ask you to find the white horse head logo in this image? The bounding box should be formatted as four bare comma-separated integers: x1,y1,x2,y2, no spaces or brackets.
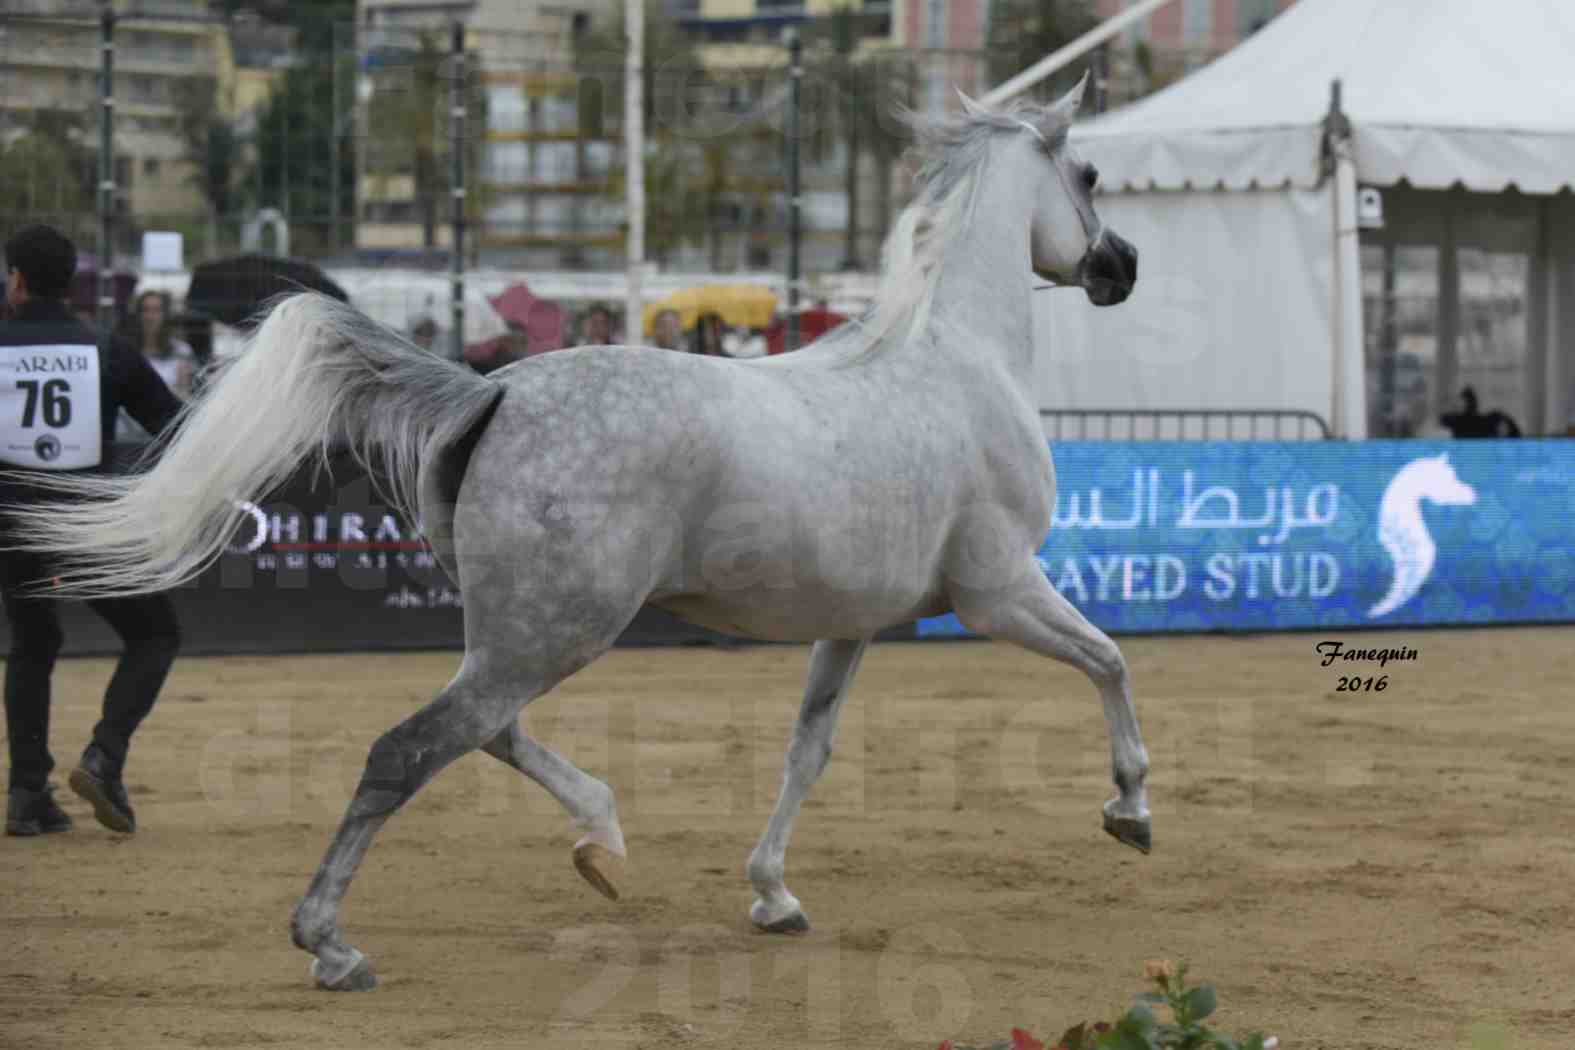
1368,454,1477,618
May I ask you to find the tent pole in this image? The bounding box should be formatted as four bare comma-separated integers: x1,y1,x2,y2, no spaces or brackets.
981,0,1178,106
625,0,645,343
1533,197,1555,435
1327,80,1368,440
1437,197,1459,424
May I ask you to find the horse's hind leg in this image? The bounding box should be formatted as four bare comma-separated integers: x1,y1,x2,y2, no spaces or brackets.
956,566,1151,852
284,620,634,992
482,720,627,901
747,637,868,933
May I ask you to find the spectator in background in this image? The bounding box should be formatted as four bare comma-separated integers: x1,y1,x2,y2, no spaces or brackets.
692,312,727,357
577,303,615,347
651,308,683,351
124,290,195,400
1440,386,1521,438
117,290,195,441
410,316,439,353
469,324,529,376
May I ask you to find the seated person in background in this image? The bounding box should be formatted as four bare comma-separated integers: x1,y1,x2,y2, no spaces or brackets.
117,290,195,440
576,303,615,347
651,308,683,351
468,324,529,376
1440,386,1521,438
410,316,439,353
692,312,727,357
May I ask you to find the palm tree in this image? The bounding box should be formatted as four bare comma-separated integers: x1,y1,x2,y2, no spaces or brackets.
573,0,705,267
984,0,1099,103
362,33,487,251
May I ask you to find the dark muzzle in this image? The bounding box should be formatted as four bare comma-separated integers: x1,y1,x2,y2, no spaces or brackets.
1082,231,1138,307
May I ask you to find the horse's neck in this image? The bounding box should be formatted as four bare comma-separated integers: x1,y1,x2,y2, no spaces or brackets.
926,148,1037,386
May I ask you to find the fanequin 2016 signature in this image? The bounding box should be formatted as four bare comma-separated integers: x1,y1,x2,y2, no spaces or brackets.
1316,639,1418,692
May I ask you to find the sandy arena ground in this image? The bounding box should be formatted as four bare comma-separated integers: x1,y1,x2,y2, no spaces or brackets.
4,628,1573,1050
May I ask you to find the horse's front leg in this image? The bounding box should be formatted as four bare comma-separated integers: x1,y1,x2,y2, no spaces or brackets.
747,637,868,932
956,564,1151,852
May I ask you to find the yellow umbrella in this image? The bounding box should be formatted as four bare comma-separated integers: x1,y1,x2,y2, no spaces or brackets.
642,284,779,335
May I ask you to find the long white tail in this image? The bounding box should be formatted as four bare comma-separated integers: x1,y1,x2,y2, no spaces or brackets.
4,292,502,597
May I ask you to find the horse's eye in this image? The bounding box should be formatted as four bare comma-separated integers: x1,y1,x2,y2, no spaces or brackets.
1083,166,1099,191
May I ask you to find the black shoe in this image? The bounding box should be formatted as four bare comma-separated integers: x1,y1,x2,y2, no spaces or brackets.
69,746,136,834
6,784,74,836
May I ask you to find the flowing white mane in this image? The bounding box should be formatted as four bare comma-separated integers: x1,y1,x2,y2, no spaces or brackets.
833,94,1073,364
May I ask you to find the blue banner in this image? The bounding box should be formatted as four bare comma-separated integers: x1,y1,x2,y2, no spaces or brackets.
918,440,1575,637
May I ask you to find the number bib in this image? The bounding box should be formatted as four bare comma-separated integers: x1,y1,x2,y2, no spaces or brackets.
0,344,102,469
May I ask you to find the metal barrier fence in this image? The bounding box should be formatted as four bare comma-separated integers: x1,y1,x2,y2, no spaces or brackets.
1039,409,1333,441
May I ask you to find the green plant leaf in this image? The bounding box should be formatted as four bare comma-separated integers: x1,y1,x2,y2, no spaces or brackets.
1109,1005,1157,1041
1135,993,1166,1006
1057,1023,1089,1050
1184,985,1218,1021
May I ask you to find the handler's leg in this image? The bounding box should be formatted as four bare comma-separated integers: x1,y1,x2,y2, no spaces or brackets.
957,566,1151,852
482,719,627,900
747,637,868,933
2,561,64,792
3,553,73,836
69,592,181,833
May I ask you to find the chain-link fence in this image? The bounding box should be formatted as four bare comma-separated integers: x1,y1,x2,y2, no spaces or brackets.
3,4,1004,344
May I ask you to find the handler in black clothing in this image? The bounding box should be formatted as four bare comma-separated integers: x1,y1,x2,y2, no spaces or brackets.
2,226,184,837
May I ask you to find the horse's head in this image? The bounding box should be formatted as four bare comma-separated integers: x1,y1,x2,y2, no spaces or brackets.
1417,454,1477,506
962,75,1137,307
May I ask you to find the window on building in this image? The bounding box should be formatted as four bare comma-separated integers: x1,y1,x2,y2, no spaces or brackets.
143,157,160,177
1182,0,1212,44
925,0,947,48
116,156,133,190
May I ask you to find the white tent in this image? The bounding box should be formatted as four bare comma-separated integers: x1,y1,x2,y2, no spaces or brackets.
1037,0,1575,437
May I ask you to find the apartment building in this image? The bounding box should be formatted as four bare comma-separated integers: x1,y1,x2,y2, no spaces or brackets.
1092,0,1298,96
353,0,988,270
0,0,232,224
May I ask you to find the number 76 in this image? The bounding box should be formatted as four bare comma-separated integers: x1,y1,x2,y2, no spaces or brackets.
16,379,72,428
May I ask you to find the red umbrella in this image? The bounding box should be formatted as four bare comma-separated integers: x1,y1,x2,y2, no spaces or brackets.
766,307,848,354
489,282,566,354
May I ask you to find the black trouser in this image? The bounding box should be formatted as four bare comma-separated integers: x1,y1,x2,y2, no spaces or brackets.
2,548,181,791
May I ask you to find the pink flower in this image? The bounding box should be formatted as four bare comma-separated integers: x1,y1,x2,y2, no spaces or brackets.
1011,1028,1046,1050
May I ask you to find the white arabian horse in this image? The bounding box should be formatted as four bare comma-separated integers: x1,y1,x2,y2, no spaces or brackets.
9,74,1148,990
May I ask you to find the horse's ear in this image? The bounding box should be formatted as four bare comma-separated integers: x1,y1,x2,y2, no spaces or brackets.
955,88,988,117
1050,70,1090,119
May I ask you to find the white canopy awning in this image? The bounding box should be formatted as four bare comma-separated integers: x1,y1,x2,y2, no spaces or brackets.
1073,0,1575,194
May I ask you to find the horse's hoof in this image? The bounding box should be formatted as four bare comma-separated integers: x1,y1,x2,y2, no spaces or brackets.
758,911,810,934
311,951,377,991
1103,810,1152,854
750,896,810,934
573,842,623,902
